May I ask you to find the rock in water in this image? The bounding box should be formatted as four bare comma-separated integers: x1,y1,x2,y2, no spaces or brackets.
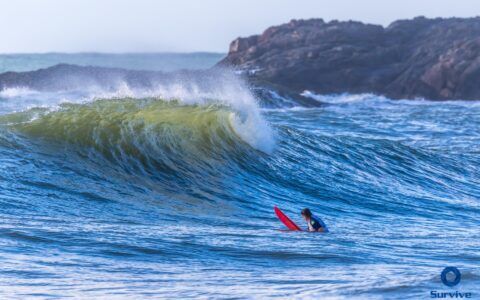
219,17,480,100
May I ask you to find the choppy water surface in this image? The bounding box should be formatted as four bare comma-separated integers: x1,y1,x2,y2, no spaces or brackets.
0,66,479,298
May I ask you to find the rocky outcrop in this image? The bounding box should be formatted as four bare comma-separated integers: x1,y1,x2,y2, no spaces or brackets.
0,64,168,91
219,17,480,100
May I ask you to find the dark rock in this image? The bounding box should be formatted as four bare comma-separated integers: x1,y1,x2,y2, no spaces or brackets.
0,64,167,91
219,17,480,100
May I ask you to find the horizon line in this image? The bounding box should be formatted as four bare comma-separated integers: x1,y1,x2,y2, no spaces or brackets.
0,51,226,56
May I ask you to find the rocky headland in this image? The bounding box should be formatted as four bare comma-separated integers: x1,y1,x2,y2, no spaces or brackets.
219,17,480,100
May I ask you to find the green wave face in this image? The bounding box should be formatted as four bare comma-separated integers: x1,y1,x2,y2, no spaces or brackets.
2,98,256,171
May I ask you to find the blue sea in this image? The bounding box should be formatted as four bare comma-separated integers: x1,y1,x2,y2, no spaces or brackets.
0,53,479,299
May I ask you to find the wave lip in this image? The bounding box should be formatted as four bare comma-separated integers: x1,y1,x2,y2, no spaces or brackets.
0,67,276,153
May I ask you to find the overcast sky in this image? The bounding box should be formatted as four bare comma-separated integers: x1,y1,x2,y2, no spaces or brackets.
1,0,478,53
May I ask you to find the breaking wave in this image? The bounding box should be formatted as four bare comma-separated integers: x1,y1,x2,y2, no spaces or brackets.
0,70,275,155
3,98,272,166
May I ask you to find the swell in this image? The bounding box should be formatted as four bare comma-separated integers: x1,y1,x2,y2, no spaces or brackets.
1,95,478,224
1,98,265,174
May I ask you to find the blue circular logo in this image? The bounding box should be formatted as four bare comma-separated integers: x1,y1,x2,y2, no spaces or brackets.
441,267,461,287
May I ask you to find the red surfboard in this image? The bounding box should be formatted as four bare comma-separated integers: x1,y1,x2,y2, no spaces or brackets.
274,206,302,231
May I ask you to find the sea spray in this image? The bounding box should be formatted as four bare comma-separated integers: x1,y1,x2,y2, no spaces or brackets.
0,69,275,153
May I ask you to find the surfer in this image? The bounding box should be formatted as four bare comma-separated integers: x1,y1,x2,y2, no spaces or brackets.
301,208,328,232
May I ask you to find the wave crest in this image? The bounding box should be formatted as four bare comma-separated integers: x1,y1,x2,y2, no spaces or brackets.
2,98,273,174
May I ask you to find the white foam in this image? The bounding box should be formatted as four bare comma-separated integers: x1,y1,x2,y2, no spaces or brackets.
301,90,480,108
301,90,383,103
0,87,38,98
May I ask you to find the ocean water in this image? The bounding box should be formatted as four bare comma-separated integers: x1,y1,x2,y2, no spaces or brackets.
0,54,479,299
0,52,224,73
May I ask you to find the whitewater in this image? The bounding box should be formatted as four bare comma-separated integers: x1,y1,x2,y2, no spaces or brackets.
0,54,479,299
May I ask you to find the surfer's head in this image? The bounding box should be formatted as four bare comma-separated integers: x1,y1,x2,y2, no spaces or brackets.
301,208,312,220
